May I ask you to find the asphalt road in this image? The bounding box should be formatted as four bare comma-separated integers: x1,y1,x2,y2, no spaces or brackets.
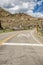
0,45,43,65
0,30,43,65
0,30,40,43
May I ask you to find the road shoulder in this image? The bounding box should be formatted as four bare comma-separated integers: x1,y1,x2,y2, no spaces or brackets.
31,30,43,44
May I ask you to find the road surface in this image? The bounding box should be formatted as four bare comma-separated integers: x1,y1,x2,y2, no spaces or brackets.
0,45,43,65
0,30,43,65
0,30,41,43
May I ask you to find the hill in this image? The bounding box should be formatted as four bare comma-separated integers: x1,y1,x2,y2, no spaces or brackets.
0,7,43,30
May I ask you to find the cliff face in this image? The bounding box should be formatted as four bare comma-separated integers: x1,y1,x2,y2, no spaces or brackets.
0,8,43,30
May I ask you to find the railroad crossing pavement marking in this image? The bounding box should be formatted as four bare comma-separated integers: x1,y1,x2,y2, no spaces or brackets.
0,33,19,44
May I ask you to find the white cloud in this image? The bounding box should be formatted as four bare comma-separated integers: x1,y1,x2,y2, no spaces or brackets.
34,12,43,17
22,2,29,8
8,5,20,14
0,0,43,17
26,10,43,18
10,6,20,10
7,1,36,14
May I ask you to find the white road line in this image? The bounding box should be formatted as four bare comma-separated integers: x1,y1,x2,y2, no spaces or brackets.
17,33,30,38
31,31,41,44
2,43,43,46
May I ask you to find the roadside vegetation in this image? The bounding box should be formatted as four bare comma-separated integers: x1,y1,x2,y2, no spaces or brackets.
0,29,14,33
38,28,43,36
36,24,43,37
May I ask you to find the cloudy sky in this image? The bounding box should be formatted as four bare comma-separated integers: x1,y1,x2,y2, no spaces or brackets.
0,0,43,17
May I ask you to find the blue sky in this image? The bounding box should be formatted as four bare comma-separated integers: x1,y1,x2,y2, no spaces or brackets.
0,0,43,17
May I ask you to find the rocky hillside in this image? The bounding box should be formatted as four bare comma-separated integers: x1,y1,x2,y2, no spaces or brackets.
0,7,43,30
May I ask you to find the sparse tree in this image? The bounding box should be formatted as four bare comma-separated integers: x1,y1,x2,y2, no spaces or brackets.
35,19,39,33
36,22,39,33
40,20,43,31
0,20,3,29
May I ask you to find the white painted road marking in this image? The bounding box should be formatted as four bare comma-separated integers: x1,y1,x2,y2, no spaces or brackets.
2,43,43,46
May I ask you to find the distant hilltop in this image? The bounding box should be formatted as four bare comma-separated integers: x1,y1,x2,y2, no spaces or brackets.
0,7,43,30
